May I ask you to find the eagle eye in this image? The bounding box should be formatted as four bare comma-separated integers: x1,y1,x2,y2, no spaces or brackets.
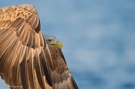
47,39,52,42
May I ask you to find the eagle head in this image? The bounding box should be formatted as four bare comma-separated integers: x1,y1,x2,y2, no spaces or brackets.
45,35,63,49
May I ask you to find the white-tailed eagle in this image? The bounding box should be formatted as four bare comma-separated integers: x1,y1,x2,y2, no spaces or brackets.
0,4,78,89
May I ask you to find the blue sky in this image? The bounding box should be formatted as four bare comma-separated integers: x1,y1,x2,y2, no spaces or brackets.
0,0,135,89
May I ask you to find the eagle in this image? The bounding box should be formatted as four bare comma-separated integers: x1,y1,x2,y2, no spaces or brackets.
0,4,78,89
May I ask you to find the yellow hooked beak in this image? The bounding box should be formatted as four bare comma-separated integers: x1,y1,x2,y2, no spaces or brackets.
51,40,63,49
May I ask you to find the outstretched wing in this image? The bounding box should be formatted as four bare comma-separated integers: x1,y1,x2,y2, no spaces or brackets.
0,5,52,89
45,45,79,89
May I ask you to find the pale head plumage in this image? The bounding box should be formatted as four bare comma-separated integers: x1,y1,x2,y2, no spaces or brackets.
45,35,63,49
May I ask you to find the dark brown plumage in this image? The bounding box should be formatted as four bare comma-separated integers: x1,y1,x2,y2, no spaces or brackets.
0,4,78,89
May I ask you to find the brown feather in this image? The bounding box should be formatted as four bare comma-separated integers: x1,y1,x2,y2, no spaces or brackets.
27,48,36,89
34,50,45,89
20,47,29,89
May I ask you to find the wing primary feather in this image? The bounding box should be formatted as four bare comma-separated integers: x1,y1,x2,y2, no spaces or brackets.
39,50,52,86
5,41,20,82
44,44,54,69
20,47,29,89
34,50,45,89
39,32,44,47
11,43,24,87
27,48,36,89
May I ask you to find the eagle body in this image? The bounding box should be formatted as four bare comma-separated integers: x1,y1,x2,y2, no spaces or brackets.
0,4,78,89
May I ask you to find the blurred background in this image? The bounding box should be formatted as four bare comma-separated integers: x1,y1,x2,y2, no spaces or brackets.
0,0,135,89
